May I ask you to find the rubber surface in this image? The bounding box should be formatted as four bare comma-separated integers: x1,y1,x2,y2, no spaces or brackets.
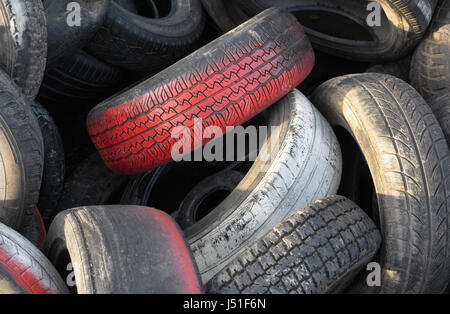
0,70,44,231
207,195,381,294
187,89,342,283
0,222,67,294
38,50,124,107
44,0,110,69
365,57,412,83
87,8,315,175
0,0,47,101
428,92,450,147
230,0,437,62
30,102,65,226
24,209,46,252
45,205,202,294
57,153,129,213
312,73,450,293
86,0,206,71
410,0,450,99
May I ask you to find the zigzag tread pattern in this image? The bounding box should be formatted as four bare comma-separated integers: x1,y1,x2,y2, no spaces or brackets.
87,10,314,174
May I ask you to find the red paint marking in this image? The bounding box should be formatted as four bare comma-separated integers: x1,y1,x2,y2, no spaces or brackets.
142,208,202,294
34,209,47,252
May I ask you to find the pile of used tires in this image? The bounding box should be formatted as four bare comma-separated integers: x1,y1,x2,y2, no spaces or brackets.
0,0,448,295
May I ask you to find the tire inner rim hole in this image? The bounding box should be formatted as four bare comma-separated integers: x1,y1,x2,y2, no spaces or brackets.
291,6,374,41
194,189,232,222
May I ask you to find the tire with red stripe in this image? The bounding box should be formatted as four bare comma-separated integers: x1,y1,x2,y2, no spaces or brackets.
86,7,314,175
0,222,67,294
45,205,202,294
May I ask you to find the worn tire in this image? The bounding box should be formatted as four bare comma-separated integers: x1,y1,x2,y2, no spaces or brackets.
57,153,129,213
207,195,381,294
232,0,437,62
87,8,315,175
44,0,110,69
365,56,412,82
312,73,450,293
86,0,205,71
23,209,46,252
176,170,245,229
200,0,248,32
428,92,450,147
0,222,67,294
187,89,342,283
0,70,44,231
410,0,450,99
30,102,65,226
0,0,47,101
45,205,202,294
38,50,124,107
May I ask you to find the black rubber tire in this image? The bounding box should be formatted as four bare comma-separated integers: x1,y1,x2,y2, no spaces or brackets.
0,0,47,101
44,0,110,69
45,205,202,293
428,92,450,147
30,102,65,226
176,170,245,229
0,70,44,232
231,0,438,62
38,50,124,107
0,222,67,294
410,0,450,99
23,209,46,252
312,73,450,293
207,195,381,294
57,153,129,214
365,56,412,83
200,0,248,33
86,0,206,71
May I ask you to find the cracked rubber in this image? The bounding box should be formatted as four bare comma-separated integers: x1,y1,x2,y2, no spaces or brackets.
57,153,129,213
428,92,450,147
0,70,44,232
312,73,450,293
410,0,450,99
87,7,315,175
45,205,202,294
0,0,47,101
187,89,342,283
0,222,67,294
86,0,205,71
44,0,110,69
230,0,437,62
207,195,381,294
30,102,65,226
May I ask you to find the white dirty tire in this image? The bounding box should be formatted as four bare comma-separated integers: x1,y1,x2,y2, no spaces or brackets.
186,89,343,283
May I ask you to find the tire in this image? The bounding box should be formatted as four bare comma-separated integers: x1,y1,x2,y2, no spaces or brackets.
410,0,450,99
311,73,450,293
0,222,67,294
24,209,46,252
86,0,206,71
428,92,450,147
176,170,245,229
45,205,202,294
232,0,437,62
365,56,412,83
30,102,65,226
207,195,382,294
187,89,342,283
57,153,129,213
87,8,315,175
200,0,249,32
0,70,44,231
44,0,110,69
0,0,47,101
38,50,124,107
